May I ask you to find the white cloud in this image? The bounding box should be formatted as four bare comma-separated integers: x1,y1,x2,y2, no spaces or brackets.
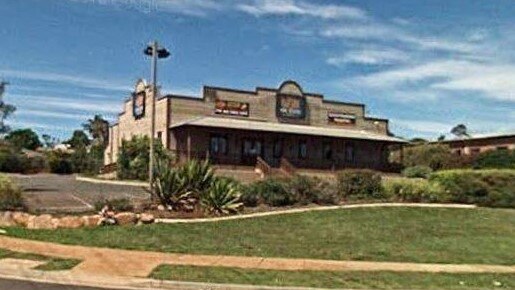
7,94,123,114
392,119,451,135
236,0,367,20
327,48,409,66
71,0,222,16
345,60,515,101
0,69,131,92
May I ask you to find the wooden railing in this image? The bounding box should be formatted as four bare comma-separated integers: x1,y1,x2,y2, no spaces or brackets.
280,157,297,177
255,156,272,178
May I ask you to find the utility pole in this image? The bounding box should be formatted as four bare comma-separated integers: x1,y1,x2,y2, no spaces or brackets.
144,41,170,195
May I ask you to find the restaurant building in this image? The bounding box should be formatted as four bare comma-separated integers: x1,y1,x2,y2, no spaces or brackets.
105,80,405,172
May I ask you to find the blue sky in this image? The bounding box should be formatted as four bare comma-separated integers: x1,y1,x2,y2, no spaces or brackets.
1,0,515,141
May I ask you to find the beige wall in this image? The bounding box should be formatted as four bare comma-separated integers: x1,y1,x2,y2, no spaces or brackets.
105,80,391,165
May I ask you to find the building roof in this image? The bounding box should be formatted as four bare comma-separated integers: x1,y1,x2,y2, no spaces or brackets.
170,117,406,143
436,132,515,143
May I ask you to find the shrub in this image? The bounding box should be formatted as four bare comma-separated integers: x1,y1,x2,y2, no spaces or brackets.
0,150,28,173
200,177,242,215
403,144,456,170
337,169,383,200
47,151,73,174
117,136,170,181
313,180,340,205
178,159,215,197
473,149,515,169
254,178,296,207
239,181,261,207
383,178,449,203
0,174,24,210
402,165,433,179
429,169,515,207
287,175,318,205
152,159,191,210
94,198,133,212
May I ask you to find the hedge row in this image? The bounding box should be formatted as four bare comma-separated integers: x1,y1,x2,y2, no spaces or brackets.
241,169,515,209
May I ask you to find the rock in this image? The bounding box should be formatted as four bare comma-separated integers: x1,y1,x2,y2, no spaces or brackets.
157,205,165,211
12,212,32,227
139,213,155,224
58,216,84,229
27,214,58,229
0,211,15,227
81,215,102,227
114,212,137,225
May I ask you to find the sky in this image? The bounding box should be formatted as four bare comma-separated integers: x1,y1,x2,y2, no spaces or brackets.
1,0,515,141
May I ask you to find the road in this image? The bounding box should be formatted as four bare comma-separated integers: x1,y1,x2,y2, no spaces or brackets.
0,278,135,290
9,173,149,213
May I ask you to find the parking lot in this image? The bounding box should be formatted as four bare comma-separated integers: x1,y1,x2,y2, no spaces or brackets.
9,174,149,213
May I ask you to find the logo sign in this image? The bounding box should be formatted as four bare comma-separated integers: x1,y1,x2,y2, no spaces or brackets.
277,94,306,119
215,100,249,117
133,92,146,119
328,112,356,125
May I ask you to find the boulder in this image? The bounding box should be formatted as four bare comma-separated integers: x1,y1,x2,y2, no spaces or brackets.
27,214,58,229
57,216,84,229
157,205,165,211
12,212,32,227
114,212,137,225
0,211,15,227
81,215,102,227
139,213,155,224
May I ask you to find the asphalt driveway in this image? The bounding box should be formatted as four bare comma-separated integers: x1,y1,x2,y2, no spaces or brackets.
9,174,149,213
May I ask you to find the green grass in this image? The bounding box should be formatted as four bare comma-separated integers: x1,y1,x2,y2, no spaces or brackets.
6,207,515,265
150,265,515,289
0,248,81,271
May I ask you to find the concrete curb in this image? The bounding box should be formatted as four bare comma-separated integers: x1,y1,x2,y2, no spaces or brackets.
75,176,148,187
156,203,477,224
0,266,334,290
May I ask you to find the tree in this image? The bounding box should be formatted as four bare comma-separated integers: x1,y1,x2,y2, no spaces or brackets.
42,134,59,148
437,135,446,141
83,115,109,147
0,81,16,135
5,129,42,150
410,137,427,144
451,124,469,138
66,130,90,149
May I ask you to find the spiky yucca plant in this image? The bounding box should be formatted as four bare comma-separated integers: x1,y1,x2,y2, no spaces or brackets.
179,159,215,197
152,159,190,209
201,178,243,216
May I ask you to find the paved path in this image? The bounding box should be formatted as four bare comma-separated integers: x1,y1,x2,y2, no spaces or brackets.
0,278,136,290
156,203,477,224
9,174,149,213
1,236,514,279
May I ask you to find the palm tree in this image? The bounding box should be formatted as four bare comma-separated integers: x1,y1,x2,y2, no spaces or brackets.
83,114,109,147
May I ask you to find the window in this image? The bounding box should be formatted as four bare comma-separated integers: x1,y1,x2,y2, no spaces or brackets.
210,135,227,155
243,139,262,156
345,143,355,162
273,140,283,158
298,141,307,159
323,141,333,160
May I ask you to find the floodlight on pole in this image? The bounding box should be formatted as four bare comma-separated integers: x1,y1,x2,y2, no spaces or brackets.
144,41,170,196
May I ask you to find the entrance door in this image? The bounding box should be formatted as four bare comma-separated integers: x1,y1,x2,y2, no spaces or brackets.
242,139,263,165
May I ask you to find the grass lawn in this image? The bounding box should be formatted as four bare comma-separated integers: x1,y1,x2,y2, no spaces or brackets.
0,248,81,271
6,207,515,265
150,265,515,289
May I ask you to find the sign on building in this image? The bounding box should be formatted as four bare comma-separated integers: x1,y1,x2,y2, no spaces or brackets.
215,100,249,117
277,94,306,119
328,112,356,125
133,91,146,119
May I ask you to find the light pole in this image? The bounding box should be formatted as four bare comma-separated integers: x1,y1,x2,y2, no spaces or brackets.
144,41,170,195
